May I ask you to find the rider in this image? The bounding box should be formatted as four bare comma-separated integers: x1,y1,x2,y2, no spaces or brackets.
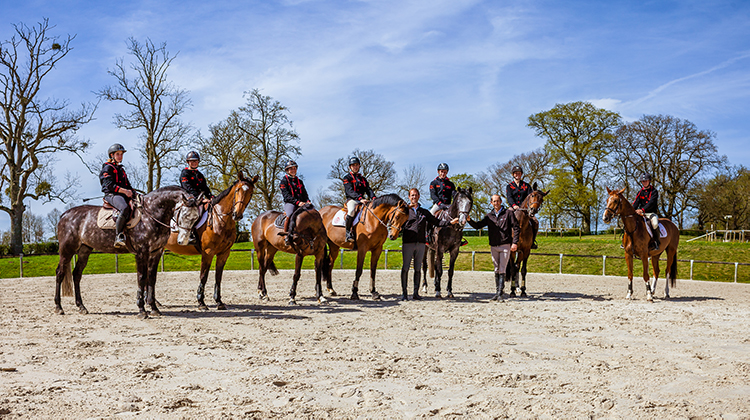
343,157,375,243
180,151,213,243
633,173,660,251
401,188,459,301
279,160,311,246
429,163,455,215
467,194,519,301
506,165,539,249
99,143,135,247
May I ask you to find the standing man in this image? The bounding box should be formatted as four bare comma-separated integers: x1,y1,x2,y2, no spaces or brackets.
100,143,135,247
400,188,459,301
279,160,311,246
429,163,455,215
343,157,375,244
506,165,538,249
468,194,519,301
633,173,660,251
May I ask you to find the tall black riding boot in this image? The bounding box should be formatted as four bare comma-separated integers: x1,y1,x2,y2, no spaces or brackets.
282,217,292,246
651,230,661,251
490,273,505,301
114,207,130,247
345,215,355,242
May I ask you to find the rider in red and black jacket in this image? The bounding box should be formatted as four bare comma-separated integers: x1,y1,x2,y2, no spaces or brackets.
633,173,660,250
506,165,538,249
429,163,455,214
99,143,135,247
180,151,213,203
342,157,375,243
279,160,311,245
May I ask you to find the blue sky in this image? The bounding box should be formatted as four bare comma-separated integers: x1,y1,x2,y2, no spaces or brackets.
3,0,750,232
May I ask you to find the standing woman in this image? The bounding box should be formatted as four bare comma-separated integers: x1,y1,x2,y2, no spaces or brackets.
401,188,459,301
99,143,135,247
342,157,375,243
279,160,311,245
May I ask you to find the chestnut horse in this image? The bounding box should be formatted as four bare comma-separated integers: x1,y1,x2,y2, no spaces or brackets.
55,186,202,318
251,204,330,305
165,172,258,310
602,187,680,301
507,183,547,297
320,194,410,300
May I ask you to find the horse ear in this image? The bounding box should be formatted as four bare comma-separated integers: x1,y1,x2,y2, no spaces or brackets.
252,175,259,184
618,187,626,194
543,190,550,196
606,187,611,194
238,170,244,180
468,187,473,195
452,190,458,198
532,182,538,191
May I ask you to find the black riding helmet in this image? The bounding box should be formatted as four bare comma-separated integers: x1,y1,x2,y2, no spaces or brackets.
348,157,361,167
640,173,652,182
285,160,298,171
108,143,127,158
437,163,449,171
512,165,523,174
186,151,200,161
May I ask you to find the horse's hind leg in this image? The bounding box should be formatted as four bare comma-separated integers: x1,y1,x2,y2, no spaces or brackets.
289,254,304,305
520,257,528,297
55,250,75,315
446,249,459,298
369,247,382,300
71,246,93,314
434,251,443,298
146,253,162,316
197,254,214,310
326,244,339,296
210,250,231,310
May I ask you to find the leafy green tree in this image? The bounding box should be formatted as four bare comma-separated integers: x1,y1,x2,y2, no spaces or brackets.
451,173,489,223
528,101,621,233
692,166,750,230
324,148,397,206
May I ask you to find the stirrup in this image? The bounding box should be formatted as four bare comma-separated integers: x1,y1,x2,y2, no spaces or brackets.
114,233,126,247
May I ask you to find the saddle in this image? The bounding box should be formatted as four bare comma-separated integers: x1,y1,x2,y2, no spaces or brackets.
331,204,364,227
96,198,142,230
645,219,667,238
275,204,315,231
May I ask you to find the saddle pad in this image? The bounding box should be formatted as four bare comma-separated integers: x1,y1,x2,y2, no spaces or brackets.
331,209,362,227
171,208,208,232
645,222,667,238
274,213,286,229
96,207,141,230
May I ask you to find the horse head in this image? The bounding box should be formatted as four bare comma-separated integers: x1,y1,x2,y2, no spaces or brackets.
602,187,627,223
174,192,203,246
371,194,410,240
230,171,259,221
452,187,473,225
527,182,549,217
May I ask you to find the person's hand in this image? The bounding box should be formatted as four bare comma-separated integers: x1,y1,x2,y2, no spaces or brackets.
636,209,644,216
202,198,210,204
512,205,519,210
123,189,133,198
450,218,460,224
511,243,518,252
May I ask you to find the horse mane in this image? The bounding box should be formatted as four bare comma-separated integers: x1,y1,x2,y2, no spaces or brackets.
211,180,239,206
371,193,405,209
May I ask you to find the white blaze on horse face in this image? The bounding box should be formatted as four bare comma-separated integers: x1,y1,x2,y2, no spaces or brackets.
242,184,249,191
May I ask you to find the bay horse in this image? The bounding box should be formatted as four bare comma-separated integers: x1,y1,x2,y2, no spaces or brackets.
507,183,547,297
602,187,680,301
422,187,473,298
251,204,331,305
165,172,258,310
320,194,410,300
55,186,202,318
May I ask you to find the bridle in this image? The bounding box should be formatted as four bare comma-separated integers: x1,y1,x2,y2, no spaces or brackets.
366,201,408,234
212,180,252,221
140,194,199,230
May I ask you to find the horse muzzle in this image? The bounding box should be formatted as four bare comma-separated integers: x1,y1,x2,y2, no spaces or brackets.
176,229,191,246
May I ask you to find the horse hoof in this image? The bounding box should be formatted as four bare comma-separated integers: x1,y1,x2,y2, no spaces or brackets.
198,304,209,311
520,291,528,298
446,293,454,299
55,307,64,315
664,294,670,299
509,291,517,298
288,299,297,306
422,285,427,294
137,311,149,320
371,292,381,301
318,296,329,305
78,307,89,315
350,293,360,300
327,289,338,297
216,303,228,311
150,308,162,317
435,292,442,299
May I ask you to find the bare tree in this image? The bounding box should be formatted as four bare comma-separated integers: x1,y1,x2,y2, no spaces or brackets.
397,164,428,198
0,19,96,254
325,148,397,205
97,37,192,192
611,114,726,228
22,211,45,243
482,148,552,197
194,114,251,193
45,208,62,240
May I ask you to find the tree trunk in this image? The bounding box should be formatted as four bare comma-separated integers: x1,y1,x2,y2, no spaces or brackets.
11,204,24,255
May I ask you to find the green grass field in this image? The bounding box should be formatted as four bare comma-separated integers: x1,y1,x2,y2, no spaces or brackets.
2,234,749,283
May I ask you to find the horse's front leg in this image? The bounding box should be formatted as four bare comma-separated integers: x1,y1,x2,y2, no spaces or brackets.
146,252,162,316
213,250,231,310
197,254,213,310
625,253,634,300
326,244,339,296
446,248,459,298
520,255,528,297
314,250,328,304
351,248,367,300
421,248,431,294
369,247,383,300
289,254,303,305
649,255,661,298
434,251,444,298
72,247,93,314
135,255,150,319
642,253,653,302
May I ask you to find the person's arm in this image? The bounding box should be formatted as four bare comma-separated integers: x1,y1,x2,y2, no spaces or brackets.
280,178,295,204
343,175,358,200
506,184,517,208
510,211,520,245
100,165,117,194
645,189,658,213
420,208,452,227
467,215,488,230
430,181,440,205
299,180,310,204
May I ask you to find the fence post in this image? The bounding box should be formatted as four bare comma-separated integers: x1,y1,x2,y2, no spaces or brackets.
250,249,254,271
161,252,165,272
384,249,388,269
602,255,606,276
735,262,739,283
690,260,694,280
579,228,582,239
115,254,119,273
471,251,475,271
559,253,563,274
19,253,23,278
340,250,344,269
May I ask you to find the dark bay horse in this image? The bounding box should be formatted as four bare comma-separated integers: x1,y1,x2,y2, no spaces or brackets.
252,205,331,305
55,186,202,318
422,187,473,298
165,172,258,310
320,194,410,300
507,183,547,297
603,187,680,301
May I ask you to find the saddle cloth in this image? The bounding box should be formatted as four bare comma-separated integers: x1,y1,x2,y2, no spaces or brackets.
331,208,362,227
645,221,667,238
274,213,286,229
96,207,141,230
171,208,208,232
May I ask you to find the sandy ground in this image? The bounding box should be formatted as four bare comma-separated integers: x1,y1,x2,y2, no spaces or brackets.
1,268,749,419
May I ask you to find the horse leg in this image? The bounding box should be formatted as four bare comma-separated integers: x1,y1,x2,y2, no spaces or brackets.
625,253,634,300
197,254,213,310
650,255,661,297
135,255,149,319
146,253,162,316
520,256,528,297
54,253,72,315
369,247,382,300
213,250,230,310
71,247,92,314
289,254,303,305
446,248,458,298
434,251,443,298
350,248,367,300
326,245,339,296
421,248,432,294
641,254,653,302
315,252,328,304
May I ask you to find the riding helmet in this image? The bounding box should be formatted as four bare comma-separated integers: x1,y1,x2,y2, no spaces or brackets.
186,151,200,161
512,165,523,174
348,157,361,166
640,173,652,182
437,163,449,171
107,143,127,158
285,160,298,170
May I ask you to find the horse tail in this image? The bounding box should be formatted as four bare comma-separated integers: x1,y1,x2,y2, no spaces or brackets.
669,250,678,288
59,259,74,297
321,243,331,279
267,259,279,276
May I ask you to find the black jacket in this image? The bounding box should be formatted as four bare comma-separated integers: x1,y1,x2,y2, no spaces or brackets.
402,205,451,244
343,171,374,201
280,175,309,205
468,207,520,246
429,177,455,206
100,161,133,197
506,180,531,208
180,167,213,199
633,185,659,215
